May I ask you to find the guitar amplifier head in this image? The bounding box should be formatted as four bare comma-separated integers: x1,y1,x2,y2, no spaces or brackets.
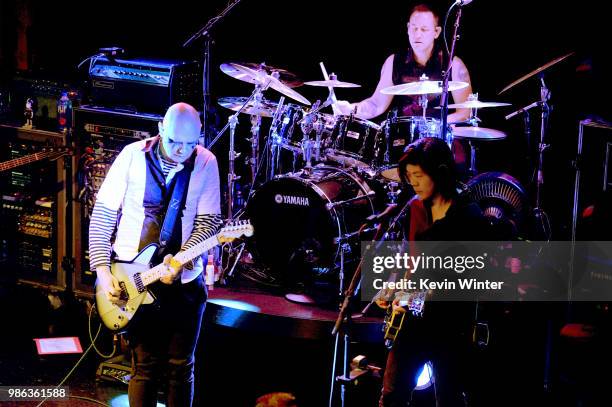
88,56,202,114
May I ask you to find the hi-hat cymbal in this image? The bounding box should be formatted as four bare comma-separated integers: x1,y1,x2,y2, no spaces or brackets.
218,96,279,117
381,80,469,96
304,79,361,88
452,127,507,140
220,62,303,88
221,62,311,106
446,100,511,109
498,51,574,95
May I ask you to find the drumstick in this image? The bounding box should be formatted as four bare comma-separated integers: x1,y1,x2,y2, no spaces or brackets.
319,62,342,116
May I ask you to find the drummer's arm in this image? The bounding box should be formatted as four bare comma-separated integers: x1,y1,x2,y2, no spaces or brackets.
336,55,395,120
448,56,472,123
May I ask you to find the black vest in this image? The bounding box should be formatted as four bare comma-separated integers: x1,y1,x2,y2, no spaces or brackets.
138,137,194,259
390,47,446,117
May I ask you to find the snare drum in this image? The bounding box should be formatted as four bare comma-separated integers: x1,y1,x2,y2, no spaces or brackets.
375,116,453,181
329,115,381,167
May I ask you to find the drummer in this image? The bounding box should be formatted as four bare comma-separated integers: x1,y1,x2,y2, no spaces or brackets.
335,2,472,123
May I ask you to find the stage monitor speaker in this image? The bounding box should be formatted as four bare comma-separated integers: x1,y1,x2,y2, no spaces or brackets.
72,106,162,296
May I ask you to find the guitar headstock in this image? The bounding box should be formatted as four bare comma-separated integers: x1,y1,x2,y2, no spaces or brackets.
218,220,254,243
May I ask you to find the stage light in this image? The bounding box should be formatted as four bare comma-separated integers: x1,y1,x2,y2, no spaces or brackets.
414,361,434,390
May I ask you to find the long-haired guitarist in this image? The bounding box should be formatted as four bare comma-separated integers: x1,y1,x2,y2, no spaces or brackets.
89,102,222,406
380,136,491,407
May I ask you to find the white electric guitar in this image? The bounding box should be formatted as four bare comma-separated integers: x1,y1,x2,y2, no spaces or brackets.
95,220,253,331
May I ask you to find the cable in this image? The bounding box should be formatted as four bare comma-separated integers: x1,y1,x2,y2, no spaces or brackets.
89,303,117,358
35,318,102,407
68,395,109,406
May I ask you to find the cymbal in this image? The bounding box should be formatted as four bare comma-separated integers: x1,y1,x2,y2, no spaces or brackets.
221,62,311,106
499,51,574,95
304,79,361,88
218,96,279,117
381,80,469,96
452,127,507,140
220,62,303,88
446,100,511,109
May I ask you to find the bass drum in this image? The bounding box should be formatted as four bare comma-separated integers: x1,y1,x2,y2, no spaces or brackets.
246,165,378,295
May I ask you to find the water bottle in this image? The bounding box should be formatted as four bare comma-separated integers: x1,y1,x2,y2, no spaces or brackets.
57,91,72,132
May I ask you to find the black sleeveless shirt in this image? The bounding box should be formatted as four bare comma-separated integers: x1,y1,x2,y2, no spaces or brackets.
390,47,446,117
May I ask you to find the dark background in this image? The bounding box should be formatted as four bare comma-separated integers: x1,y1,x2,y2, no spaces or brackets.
1,0,609,237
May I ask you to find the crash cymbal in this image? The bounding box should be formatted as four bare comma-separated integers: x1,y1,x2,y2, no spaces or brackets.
218,96,279,117
220,62,303,88
381,80,469,96
498,51,574,95
221,62,311,106
304,79,361,88
452,127,507,140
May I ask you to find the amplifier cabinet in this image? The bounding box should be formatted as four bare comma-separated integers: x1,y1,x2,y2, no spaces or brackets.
72,106,162,295
0,125,67,290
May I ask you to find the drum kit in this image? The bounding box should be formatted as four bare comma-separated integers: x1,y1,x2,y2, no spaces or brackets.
211,61,514,301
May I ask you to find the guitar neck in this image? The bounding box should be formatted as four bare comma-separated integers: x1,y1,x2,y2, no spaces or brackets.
0,151,63,172
138,234,220,286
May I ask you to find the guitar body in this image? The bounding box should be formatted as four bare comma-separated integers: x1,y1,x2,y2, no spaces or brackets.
95,245,157,332
93,221,254,332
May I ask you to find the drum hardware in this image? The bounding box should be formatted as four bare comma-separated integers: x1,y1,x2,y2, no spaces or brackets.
325,191,376,210
319,62,344,116
385,181,401,204
210,68,283,219
268,97,286,180
502,54,574,240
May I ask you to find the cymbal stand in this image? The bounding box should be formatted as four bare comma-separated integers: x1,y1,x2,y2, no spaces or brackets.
300,100,321,171
466,102,482,175
227,113,239,220
268,96,285,181
504,75,552,239
249,92,264,184
208,79,273,219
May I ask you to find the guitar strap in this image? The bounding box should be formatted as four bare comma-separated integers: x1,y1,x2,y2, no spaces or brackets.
158,165,192,254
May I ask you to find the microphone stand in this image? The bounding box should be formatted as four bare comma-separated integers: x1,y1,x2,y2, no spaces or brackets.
439,2,465,138
328,199,411,407
183,0,243,146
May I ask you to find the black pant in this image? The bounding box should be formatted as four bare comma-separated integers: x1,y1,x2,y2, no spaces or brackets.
127,274,207,407
380,304,472,407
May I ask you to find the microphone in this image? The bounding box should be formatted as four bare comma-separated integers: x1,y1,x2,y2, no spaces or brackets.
455,0,473,5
